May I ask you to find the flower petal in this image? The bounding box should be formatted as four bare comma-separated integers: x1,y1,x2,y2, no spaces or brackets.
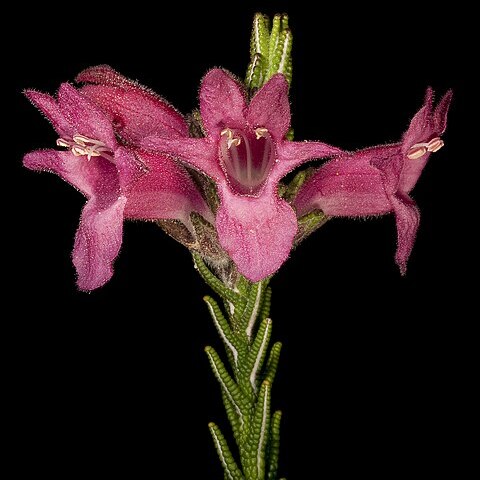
142,135,222,180
372,152,421,273
274,140,344,181
73,196,127,291
370,148,404,194
434,89,453,134
75,65,128,85
77,65,188,143
399,90,452,194
113,146,147,192
57,83,117,150
23,149,119,199
390,193,420,275
294,147,420,274
24,90,72,138
200,69,247,136
402,87,434,153
247,74,290,140
216,187,297,281
294,149,392,217
124,150,213,225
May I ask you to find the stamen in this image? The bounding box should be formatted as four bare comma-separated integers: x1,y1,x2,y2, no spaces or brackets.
407,137,444,159
427,137,444,152
227,137,241,149
255,127,269,139
222,128,242,149
56,134,114,162
407,146,428,160
56,138,71,148
71,145,88,157
73,134,109,147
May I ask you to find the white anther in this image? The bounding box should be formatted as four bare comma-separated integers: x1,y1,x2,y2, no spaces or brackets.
426,137,444,152
56,138,71,148
221,128,233,138
56,134,113,162
407,145,428,159
407,137,444,159
227,137,241,149
254,127,269,139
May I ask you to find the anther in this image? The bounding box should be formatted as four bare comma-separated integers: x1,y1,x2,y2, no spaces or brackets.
221,128,241,149
227,137,241,149
407,137,444,159
56,134,114,162
255,127,269,139
426,137,444,152
407,146,428,159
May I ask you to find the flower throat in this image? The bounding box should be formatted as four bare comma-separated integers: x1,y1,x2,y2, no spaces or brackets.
219,127,275,196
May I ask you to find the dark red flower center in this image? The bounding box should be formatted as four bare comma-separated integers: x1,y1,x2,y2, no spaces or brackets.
218,127,275,196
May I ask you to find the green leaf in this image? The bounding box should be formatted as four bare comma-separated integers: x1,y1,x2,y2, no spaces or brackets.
222,390,242,444
269,28,293,83
246,53,266,91
193,254,246,308
204,296,244,369
259,287,272,321
244,381,271,480
209,422,245,480
242,280,268,340
264,342,282,385
268,14,281,72
244,319,273,393
247,12,293,92
267,14,292,85
250,13,270,58
205,346,250,425
235,275,251,296
222,298,239,328
246,13,270,91
294,210,329,246
283,167,315,203
267,410,282,480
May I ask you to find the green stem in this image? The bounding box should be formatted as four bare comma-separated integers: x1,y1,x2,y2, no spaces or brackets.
194,255,284,480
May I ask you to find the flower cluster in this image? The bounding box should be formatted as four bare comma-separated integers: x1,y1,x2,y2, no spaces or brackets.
24,65,451,290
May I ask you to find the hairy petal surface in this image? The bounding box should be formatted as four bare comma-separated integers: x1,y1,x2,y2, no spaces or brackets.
216,187,297,281
77,65,188,142
73,196,127,291
200,69,247,136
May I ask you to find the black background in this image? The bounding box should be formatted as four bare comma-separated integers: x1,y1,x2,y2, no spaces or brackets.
7,1,473,478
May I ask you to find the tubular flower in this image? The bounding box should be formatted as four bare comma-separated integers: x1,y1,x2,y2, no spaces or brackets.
143,69,342,281
295,88,453,273
24,82,211,290
76,65,188,144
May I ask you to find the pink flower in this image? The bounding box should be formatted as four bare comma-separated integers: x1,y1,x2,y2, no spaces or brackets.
143,69,342,281
295,88,453,273
75,65,188,144
24,79,211,290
